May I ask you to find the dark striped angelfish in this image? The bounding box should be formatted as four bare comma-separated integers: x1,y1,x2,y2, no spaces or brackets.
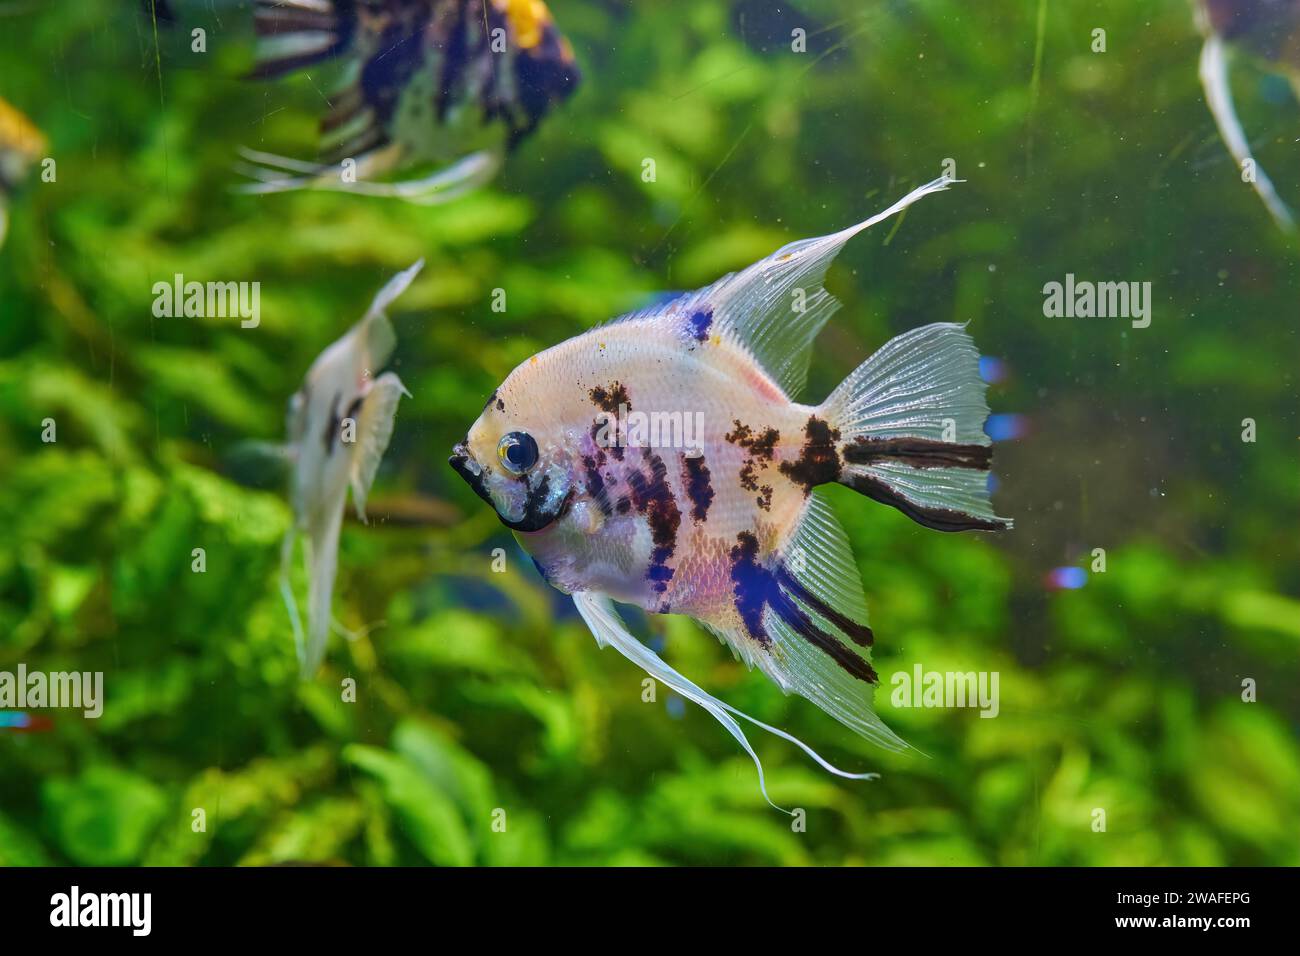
1197,0,1300,230
448,178,1013,810
0,97,45,250
282,261,421,676
238,0,581,202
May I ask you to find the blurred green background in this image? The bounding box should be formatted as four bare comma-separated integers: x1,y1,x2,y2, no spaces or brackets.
1,0,1298,866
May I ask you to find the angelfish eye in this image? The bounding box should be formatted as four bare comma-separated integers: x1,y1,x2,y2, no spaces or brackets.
497,431,539,475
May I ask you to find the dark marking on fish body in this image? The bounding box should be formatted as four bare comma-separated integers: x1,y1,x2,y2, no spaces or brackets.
728,420,780,500
843,435,992,470
689,307,713,342
756,484,773,511
682,454,714,523
590,419,622,462
590,385,629,462
344,394,364,428
627,452,681,593
729,532,772,647
842,471,1011,532
322,392,342,455
616,496,631,515
589,382,629,413
728,532,877,682
482,389,500,413
779,416,841,496
726,420,779,460
582,455,613,517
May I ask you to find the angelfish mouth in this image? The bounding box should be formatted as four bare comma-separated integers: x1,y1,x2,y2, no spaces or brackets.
449,444,495,509
448,443,573,534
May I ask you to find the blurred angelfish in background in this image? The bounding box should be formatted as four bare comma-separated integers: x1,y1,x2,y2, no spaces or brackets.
0,97,45,250
238,0,581,202
1196,0,1300,230
281,260,422,677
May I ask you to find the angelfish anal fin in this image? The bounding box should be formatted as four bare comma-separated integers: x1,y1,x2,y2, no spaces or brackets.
349,372,410,523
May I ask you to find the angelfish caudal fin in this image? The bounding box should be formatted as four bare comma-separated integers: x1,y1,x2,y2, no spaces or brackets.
572,591,878,813
819,322,1012,532
248,0,357,80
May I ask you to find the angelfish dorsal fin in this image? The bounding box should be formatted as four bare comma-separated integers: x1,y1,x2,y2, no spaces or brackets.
700,177,956,400
361,258,424,370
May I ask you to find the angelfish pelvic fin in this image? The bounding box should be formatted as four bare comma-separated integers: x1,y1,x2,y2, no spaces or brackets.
572,591,878,813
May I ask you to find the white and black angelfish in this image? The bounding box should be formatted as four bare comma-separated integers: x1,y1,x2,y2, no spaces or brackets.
282,260,421,676
238,0,581,202
448,178,1013,809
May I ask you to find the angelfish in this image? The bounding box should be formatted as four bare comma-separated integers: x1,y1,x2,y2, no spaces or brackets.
238,0,580,203
448,179,1013,809
283,260,422,676
1196,0,1300,231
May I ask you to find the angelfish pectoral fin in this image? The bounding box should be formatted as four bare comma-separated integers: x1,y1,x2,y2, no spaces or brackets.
571,591,877,814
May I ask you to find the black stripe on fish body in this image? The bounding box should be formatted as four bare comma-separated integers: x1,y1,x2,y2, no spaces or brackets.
728,532,772,647
682,453,714,523
481,389,505,414
778,416,841,496
582,455,613,517
774,565,874,647
689,306,713,342
842,471,1012,532
842,435,992,470
629,452,680,594
322,392,342,455
729,532,877,681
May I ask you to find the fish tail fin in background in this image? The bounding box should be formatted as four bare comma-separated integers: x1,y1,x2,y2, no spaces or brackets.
1198,31,1295,231
242,0,499,202
820,322,1013,532
248,0,357,80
